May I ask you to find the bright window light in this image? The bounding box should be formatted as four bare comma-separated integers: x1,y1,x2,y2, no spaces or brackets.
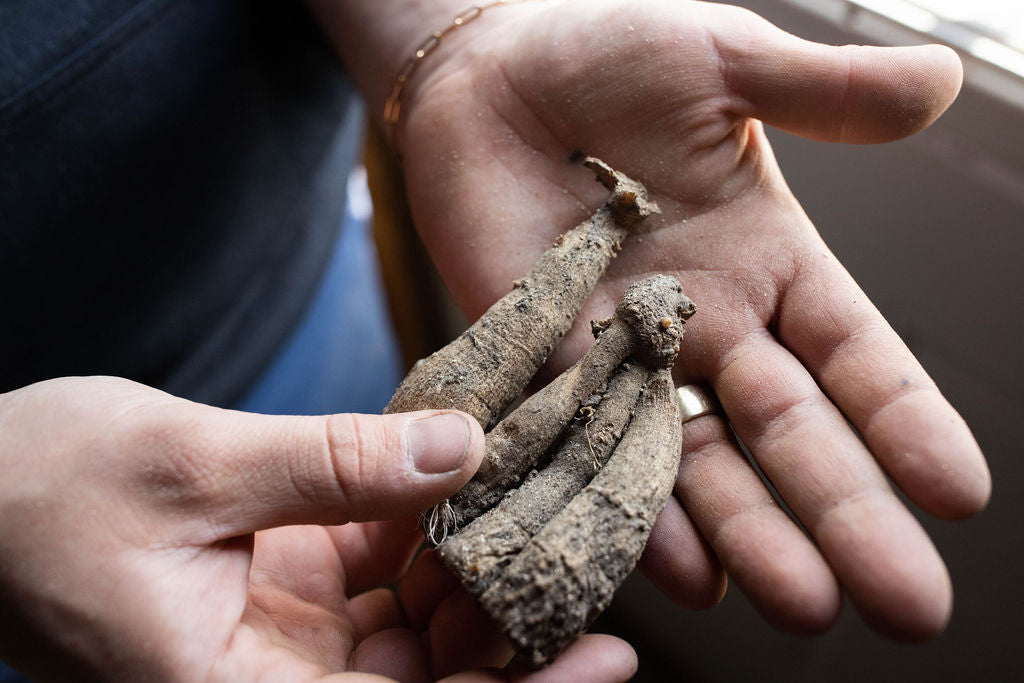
780,0,1024,106
854,0,938,33
969,35,1024,79
848,0,1024,78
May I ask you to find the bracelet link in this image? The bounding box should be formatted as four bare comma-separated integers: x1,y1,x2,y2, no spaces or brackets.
414,33,443,60
383,0,548,152
454,6,485,26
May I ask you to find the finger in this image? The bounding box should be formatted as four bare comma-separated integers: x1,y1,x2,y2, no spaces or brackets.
328,519,424,596
673,409,841,633
349,627,430,683
398,549,463,632
706,4,963,143
637,494,726,610
402,553,636,680
778,258,990,519
320,673,396,682
436,634,637,683
508,634,637,683
127,403,485,539
714,330,952,639
428,588,514,679
347,588,406,642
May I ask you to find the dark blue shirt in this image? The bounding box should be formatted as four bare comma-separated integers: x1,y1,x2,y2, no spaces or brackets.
0,0,362,406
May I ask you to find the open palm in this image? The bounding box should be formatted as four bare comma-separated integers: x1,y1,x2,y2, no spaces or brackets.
398,0,991,640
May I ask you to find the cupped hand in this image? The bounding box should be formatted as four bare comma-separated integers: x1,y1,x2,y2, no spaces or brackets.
0,377,636,681
397,0,991,639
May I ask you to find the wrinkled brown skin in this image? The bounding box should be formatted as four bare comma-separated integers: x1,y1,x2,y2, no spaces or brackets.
479,371,683,668
443,276,695,530
383,158,658,430
439,276,694,666
436,362,649,596
381,158,693,667
446,317,637,527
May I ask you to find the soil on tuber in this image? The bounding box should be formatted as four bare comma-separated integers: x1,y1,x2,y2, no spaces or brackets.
436,362,649,597
442,275,695,532
479,370,683,667
381,158,697,667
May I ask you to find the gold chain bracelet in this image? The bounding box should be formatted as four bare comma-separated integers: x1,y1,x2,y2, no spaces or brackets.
383,0,547,149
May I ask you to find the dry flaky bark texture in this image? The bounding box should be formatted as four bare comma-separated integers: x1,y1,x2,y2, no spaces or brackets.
383,158,659,430
446,319,637,526
436,362,649,596
381,156,695,667
442,275,696,530
478,371,683,667
435,276,695,666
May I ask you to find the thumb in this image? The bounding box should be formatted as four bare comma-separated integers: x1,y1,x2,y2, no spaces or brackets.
144,405,485,537
710,5,963,143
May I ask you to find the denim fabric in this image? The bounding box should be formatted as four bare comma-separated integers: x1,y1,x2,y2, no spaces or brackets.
1,0,360,406
234,168,403,417
0,172,403,683
0,1,389,678
0,661,24,682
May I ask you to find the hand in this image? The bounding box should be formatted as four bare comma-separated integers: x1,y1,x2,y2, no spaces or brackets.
0,377,636,681
396,0,991,639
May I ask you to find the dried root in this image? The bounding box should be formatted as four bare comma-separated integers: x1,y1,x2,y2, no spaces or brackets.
435,362,648,597
436,277,692,666
479,370,682,667
384,157,658,429
384,160,696,666
442,275,694,531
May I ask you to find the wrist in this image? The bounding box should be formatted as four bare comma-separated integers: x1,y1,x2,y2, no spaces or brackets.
307,0,554,146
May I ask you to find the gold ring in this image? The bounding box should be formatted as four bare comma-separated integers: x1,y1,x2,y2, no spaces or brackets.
676,384,719,424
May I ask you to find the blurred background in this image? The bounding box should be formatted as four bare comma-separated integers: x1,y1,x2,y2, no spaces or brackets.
370,0,1022,680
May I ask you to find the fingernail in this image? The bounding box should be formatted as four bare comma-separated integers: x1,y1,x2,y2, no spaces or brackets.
407,413,471,474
